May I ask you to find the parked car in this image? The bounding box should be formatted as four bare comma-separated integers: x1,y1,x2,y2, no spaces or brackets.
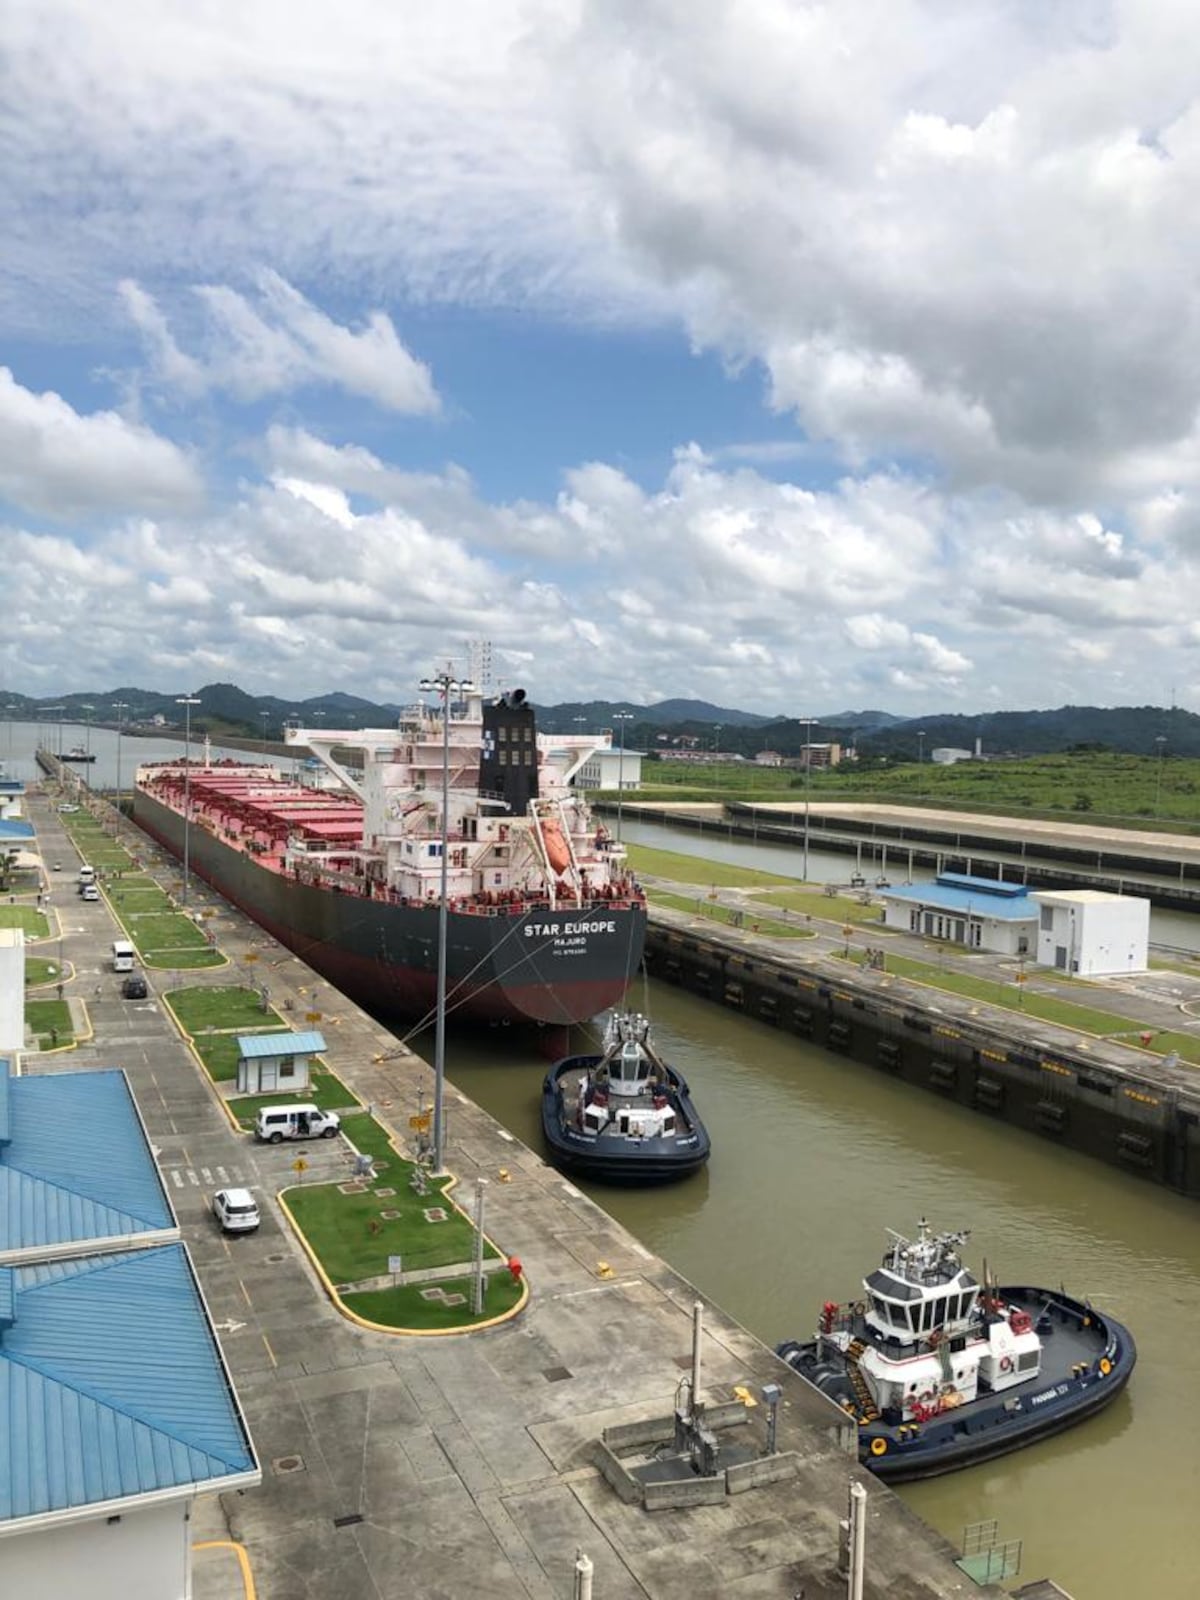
211,1188,260,1233
120,974,148,999
56,803,80,813
254,1104,341,1143
80,884,99,901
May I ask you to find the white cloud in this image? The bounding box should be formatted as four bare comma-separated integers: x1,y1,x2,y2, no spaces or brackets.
0,367,202,517
122,273,439,413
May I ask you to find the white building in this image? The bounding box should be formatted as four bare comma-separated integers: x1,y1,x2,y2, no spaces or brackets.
1032,889,1149,977
574,747,644,790
931,748,974,765
0,929,23,1056
879,874,1038,957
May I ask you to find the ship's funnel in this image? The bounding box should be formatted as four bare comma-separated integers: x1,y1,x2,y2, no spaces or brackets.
480,691,539,814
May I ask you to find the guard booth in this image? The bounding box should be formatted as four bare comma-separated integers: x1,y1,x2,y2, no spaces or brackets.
235,1030,326,1095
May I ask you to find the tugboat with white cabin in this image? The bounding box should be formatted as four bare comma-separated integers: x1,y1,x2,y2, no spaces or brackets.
541,1011,711,1184
776,1219,1135,1480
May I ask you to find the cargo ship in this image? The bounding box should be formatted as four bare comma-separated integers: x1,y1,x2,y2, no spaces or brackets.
132,687,646,1026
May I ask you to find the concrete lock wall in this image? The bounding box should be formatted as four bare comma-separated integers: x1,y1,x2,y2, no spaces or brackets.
644,924,1200,1200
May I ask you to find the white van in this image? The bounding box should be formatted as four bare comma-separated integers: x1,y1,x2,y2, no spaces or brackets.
78,865,96,885
254,1104,341,1143
111,940,135,973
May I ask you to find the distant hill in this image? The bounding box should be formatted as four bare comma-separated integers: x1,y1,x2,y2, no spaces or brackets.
3,683,1195,758
861,706,1197,759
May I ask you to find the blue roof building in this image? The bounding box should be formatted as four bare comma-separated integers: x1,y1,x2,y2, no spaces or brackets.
0,1064,177,1263
235,1028,326,1095
0,1060,259,1590
880,872,1038,957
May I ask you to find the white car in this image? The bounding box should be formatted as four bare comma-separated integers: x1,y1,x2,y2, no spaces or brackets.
212,1188,261,1233
80,883,100,901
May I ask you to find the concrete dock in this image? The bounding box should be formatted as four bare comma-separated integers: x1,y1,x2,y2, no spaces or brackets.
17,788,1005,1598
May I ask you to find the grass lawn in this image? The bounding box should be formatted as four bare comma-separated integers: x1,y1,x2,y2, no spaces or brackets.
25,957,62,987
286,1180,497,1284
625,842,799,889
167,984,281,1032
109,886,175,915
229,1071,361,1123
193,1028,290,1082
127,914,211,949
341,1113,405,1169
847,950,1200,1065
752,886,889,925
647,889,812,939
26,999,72,1049
0,906,50,938
342,1271,525,1330
147,948,224,970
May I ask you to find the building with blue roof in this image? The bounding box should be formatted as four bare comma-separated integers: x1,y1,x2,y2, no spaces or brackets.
0,1064,177,1264
0,935,22,1057
235,1028,326,1095
880,871,1038,957
0,1060,259,1594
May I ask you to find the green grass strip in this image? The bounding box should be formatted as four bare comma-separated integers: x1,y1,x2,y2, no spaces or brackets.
167,984,281,1032
647,890,812,938
625,842,799,888
228,1071,361,1123
0,906,50,938
286,1178,497,1284
25,999,72,1049
342,1271,524,1330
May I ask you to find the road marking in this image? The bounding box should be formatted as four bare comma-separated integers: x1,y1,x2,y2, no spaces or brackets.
200,1168,213,1182
239,1278,253,1307
216,1166,230,1182
187,1171,199,1186
213,1317,247,1334
170,1171,184,1189
262,1334,277,1367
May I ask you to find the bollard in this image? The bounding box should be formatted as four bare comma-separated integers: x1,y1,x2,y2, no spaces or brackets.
573,1550,594,1600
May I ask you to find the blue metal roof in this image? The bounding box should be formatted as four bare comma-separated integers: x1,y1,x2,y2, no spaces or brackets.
236,1030,326,1059
936,871,1029,899
0,1244,257,1523
881,883,1038,921
0,819,34,840
0,1067,176,1254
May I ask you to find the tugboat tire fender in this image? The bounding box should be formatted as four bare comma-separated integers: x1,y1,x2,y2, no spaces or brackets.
869,1437,888,1457
1099,1357,1112,1376
999,1356,1014,1374
853,1301,866,1317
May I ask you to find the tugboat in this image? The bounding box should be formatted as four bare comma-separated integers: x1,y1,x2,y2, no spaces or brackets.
61,745,96,764
541,1011,711,1184
776,1219,1135,1481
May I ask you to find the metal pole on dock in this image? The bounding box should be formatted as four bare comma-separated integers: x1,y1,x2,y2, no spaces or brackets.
176,696,200,906
800,718,815,881
471,1179,488,1315
420,669,475,1176
573,1550,594,1600
614,713,633,840
691,1300,703,1413
847,1479,867,1600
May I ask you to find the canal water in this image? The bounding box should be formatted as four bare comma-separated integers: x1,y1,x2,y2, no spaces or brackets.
2,719,296,790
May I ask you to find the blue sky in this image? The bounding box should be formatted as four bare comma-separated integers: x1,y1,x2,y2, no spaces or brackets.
4,1,1200,717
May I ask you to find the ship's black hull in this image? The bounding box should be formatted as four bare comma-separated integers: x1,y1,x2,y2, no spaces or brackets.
776,1286,1135,1481
132,787,645,1027
540,1054,711,1184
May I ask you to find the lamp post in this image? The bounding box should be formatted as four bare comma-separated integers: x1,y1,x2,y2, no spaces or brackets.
111,702,129,811
799,718,816,882
917,729,926,767
176,696,201,905
613,712,634,841
5,704,16,752
1155,735,1167,817
419,670,476,1176
714,724,722,756
79,703,95,786
260,710,270,750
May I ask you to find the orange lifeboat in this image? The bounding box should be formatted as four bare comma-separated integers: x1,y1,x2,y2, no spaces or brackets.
542,817,571,874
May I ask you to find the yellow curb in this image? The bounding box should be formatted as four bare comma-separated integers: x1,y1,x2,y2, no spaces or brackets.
277,1182,529,1337
192,1540,257,1600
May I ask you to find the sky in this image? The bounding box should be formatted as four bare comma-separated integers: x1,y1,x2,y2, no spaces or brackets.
4,0,1200,718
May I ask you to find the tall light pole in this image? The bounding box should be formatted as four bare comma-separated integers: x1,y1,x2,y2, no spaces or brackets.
419,670,476,1176
917,729,926,767
177,696,201,905
79,703,95,786
112,702,129,809
4,704,16,752
260,710,270,749
800,718,816,882
1155,735,1167,817
613,712,634,841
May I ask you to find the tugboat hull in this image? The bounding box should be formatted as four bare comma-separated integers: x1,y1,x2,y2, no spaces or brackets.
541,1054,711,1184
777,1285,1136,1482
